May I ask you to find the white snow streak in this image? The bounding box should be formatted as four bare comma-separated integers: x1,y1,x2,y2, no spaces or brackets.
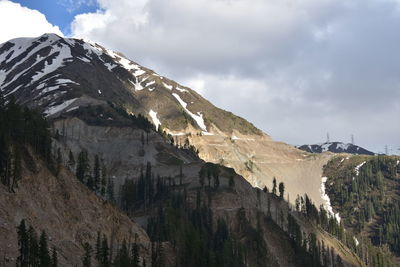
44,98,78,117
163,82,173,90
31,44,72,83
149,110,161,130
355,161,366,176
176,87,188,93
172,93,207,132
0,70,5,86
320,177,341,223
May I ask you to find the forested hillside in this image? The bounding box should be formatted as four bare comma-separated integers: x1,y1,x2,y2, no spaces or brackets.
324,155,400,266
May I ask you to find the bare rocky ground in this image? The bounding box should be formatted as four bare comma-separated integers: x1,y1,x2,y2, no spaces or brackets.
0,149,150,266
173,125,334,208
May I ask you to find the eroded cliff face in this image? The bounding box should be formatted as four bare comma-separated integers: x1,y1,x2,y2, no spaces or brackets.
52,117,201,190
166,126,334,209
0,149,150,266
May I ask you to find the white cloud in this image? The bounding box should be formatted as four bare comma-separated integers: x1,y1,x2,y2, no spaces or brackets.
0,1,63,43
69,0,400,153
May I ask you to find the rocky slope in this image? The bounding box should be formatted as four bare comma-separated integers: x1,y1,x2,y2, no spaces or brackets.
0,148,150,266
0,33,331,211
298,142,374,155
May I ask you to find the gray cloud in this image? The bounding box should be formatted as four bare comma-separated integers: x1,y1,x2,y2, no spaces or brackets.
71,0,400,154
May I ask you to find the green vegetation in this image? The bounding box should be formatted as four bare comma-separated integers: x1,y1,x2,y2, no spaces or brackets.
324,155,400,265
16,219,57,267
0,96,54,192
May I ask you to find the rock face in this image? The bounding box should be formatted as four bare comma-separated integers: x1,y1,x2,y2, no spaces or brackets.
1,33,329,210
0,149,150,266
298,142,374,155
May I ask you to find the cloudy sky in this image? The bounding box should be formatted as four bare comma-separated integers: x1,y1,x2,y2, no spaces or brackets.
0,0,399,154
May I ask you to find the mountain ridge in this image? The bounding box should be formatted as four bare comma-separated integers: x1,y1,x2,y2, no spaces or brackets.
0,33,331,214
298,142,374,155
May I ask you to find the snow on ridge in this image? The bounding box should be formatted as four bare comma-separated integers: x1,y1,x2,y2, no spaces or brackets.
104,62,117,71
56,79,79,85
321,143,331,152
163,82,173,90
336,143,350,150
172,93,207,132
354,161,366,176
0,70,5,86
44,98,78,117
129,79,144,91
1,38,66,88
320,176,341,223
176,87,188,93
149,110,161,130
30,44,72,84
145,81,156,87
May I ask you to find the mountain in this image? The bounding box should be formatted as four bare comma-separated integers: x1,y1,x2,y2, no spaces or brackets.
0,33,332,211
0,33,371,266
298,142,374,155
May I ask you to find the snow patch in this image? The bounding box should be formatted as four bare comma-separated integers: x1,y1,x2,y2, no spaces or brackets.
172,93,207,132
56,79,79,85
149,110,161,130
354,161,366,176
336,143,350,150
0,70,6,86
321,143,331,152
354,236,359,246
145,81,156,87
163,82,173,90
98,90,102,94
78,56,91,63
176,87,188,93
44,98,78,117
320,177,341,223
104,62,117,71
31,44,72,83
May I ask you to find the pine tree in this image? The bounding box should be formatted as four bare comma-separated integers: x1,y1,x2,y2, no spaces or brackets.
93,155,101,192
101,163,107,197
107,176,115,202
76,150,89,182
100,235,110,267
278,182,285,199
51,247,58,267
39,230,51,267
82,242,92,267
11,145,22,192
272,177,277,195
132,242,140,267
17,219,29,266
28,226,39,267
68,150,75,169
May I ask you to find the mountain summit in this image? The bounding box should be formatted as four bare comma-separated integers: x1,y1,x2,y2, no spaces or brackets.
0,33,260,135
298,142,374,155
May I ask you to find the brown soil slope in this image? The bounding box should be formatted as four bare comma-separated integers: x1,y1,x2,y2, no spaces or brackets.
0,150,150,266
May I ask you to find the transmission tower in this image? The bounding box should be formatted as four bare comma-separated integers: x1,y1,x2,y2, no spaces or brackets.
351,134,354,145
326,132,330,143
385,145,388,155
